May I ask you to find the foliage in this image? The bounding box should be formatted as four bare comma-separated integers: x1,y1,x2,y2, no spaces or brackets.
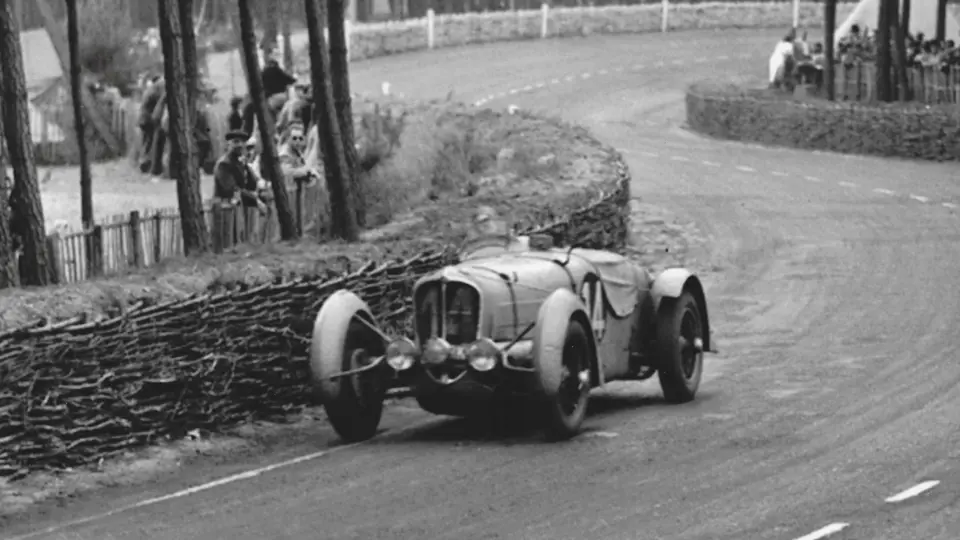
73,0,163,94
685,81,960,161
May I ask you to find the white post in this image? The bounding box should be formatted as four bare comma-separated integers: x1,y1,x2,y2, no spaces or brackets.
661,0,669,33
541,3,549,39
427,9,435,49
792,0,800,29
345,19,352,61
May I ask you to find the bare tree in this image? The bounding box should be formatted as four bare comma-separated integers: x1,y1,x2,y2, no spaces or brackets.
824,0,836,101
159,0,211,255
327,0,366,228
179,0,200,176
66,0,93,231
893,0,910,101
936,0,947,40
305,0,358,241
238,0,297,240
875,0,893,101
0,0,50,285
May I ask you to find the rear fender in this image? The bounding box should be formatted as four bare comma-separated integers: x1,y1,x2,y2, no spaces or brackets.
651,268,711,352
532,288,601,394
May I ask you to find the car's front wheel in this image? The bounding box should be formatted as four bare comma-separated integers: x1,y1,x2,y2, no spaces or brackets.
656,291,704,403
310,292,388,443
540,320,592,440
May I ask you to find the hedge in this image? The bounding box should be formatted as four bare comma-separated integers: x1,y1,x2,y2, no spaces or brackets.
2,1,854,478
685,82,960,161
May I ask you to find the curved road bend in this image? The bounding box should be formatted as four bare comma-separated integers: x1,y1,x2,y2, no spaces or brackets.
10,29,960,540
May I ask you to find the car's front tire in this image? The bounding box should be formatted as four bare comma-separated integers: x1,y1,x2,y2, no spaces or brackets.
539,320,592,440
656,291,704,403
310,291,388,443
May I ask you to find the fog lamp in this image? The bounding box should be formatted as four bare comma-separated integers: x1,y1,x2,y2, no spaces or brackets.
467,337,501,372
423,337,452,365
385,337,418,371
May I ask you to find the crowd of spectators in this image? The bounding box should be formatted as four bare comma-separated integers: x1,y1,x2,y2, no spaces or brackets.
837,24,960,71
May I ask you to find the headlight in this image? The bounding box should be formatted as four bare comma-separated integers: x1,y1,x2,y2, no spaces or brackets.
385,338,418,371
423,337,452,365
466,337,501,372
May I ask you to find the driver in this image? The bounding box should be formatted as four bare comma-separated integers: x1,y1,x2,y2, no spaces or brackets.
465,206,529,252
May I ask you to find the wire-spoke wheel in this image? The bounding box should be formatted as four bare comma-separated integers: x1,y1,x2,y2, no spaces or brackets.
542,320,592,440
656,292,704,404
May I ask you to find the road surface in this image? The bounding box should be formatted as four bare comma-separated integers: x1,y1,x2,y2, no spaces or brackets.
6,29,960,540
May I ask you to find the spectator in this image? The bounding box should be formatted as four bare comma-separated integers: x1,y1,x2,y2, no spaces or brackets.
212,130,265,252
227,96,245,132
261,58,297,116
277,122,318,188
769,29,797,89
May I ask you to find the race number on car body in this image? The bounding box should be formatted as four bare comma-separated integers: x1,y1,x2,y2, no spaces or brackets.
580,278,606,342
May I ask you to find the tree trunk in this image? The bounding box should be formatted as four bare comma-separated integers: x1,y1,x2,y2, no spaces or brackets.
239,0,298,240
305,0,358,241
327,0,366,228
936,0,947,40
902,0,911,38
0,116,18,288
894,0,910,101
177,0,200,178
875,0,892,102
66,0,93,230
824,0,836,101
0,1,50,286
281,0,294,72
159,0,210,255
260,0,279,59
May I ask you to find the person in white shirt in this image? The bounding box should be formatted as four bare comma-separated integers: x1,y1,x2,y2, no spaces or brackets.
769,29,798,88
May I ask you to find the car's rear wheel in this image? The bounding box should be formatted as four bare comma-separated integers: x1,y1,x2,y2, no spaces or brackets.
656,292,704,403
541,320,592,440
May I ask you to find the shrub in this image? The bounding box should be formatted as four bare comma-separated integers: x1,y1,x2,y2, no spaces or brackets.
685,81,960,161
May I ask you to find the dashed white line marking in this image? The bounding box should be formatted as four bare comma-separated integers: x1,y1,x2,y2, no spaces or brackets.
581,72,591,79
838,181,857,187
671,59,683,65
534,82,545,89
496,91,506,98
794,523,850,540
804,175,822,182
640,151,659,158
910,194,929,203
701,160,721,167
717,54,729,60
632,63,644,70
614,66,624,72
670,155,691,162
598,68,608,75
564,75,575,82
654,61,665,67
943,202,957,209
873,188,896,195
772,171,789,177
508,88,519,95
736,165,756,172
550,78,561,84
522,85,533,92
886,480,940,503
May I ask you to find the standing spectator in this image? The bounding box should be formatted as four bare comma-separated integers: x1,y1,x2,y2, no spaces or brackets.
138,76,165,173
212,130,265,252
261,58,297,117
227,96,245,132
276,81,313,135
769,29,797,89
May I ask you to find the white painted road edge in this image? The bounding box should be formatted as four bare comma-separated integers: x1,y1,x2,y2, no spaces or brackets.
885,480,941,503
7,417,448,540
794,522,850,540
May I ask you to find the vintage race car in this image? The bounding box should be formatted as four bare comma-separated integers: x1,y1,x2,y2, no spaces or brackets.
310,232,714,442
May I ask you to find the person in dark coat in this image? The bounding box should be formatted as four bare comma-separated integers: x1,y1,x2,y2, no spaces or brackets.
261,59,296,115
212,130,265,251
138,76,165,173
227,96,245,132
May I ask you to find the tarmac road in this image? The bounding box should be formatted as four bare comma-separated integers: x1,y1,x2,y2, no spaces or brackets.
8,29,960,540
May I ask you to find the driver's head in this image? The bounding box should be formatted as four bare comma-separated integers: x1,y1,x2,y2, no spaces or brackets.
472,206,509,237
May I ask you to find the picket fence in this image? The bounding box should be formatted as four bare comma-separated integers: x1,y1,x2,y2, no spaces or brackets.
45,181,326,284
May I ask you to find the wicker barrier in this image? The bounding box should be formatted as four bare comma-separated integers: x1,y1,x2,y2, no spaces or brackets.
685,82,960,161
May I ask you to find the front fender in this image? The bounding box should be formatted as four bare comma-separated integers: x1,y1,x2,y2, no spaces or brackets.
532,288,599,396
651,268,712,352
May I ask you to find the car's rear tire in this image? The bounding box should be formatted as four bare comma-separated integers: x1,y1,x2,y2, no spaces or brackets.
540,320,592,440
310,293,388,443
656,291,704,403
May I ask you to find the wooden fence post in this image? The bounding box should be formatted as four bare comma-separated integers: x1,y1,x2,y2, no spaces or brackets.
45,233,61,285
129,210,143,268
89,225,104,277
153,212,163,264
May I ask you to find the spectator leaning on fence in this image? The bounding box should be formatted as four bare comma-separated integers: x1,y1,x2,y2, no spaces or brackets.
212,130,266,252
